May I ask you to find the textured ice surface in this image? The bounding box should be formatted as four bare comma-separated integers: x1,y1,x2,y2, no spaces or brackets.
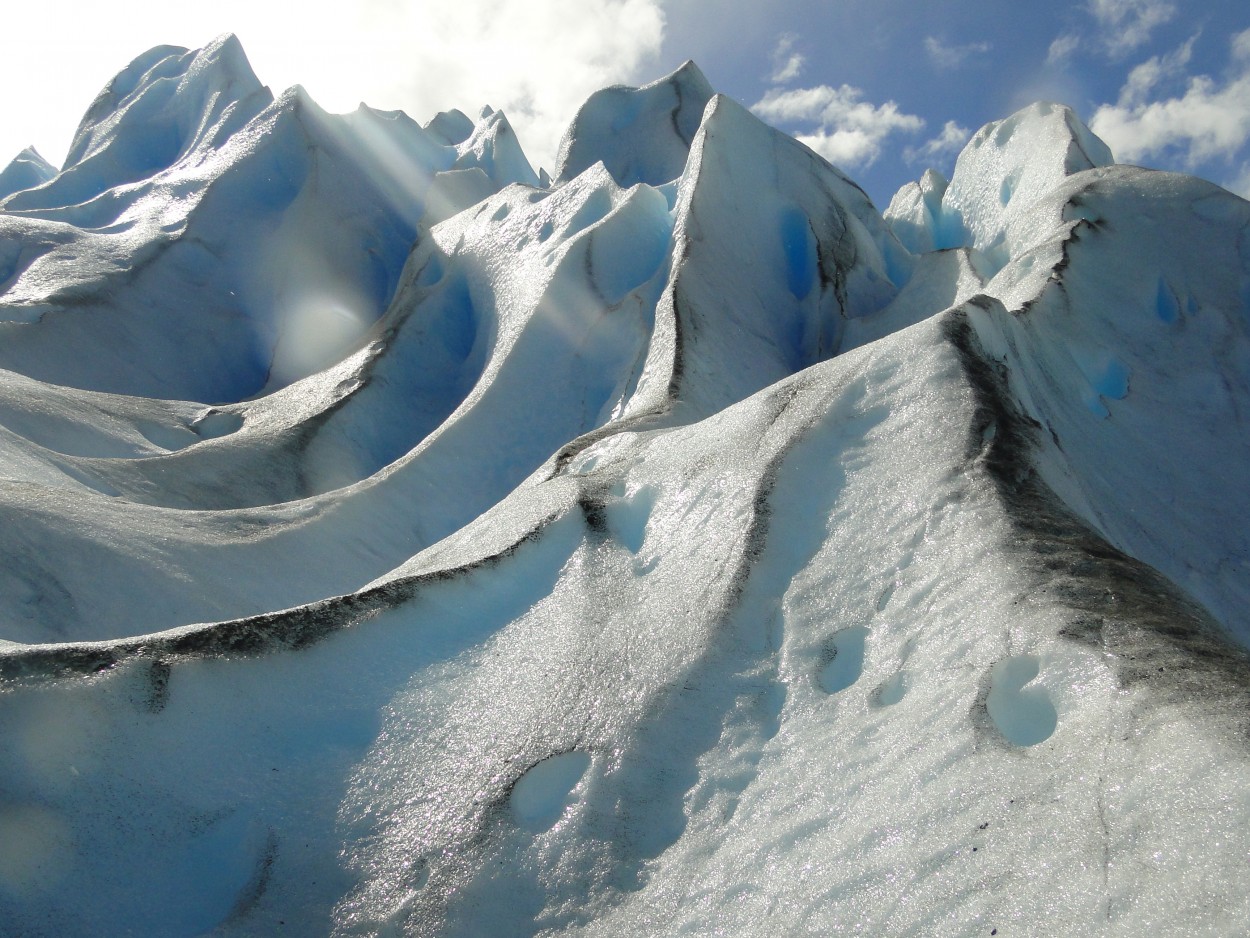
1,35,1249,938
883,166,948,254
554,61,713,187
0,147,56,201
887,102,1114,273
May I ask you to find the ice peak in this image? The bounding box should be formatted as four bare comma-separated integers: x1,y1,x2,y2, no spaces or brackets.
69,43,187,148
884,169,950,254
4,35,272,213
963,101,1112,177
451,108,540,189
945,103,1113,253
424,109,476,147
553,59,715,187
65,34,266,169
919,167,949,194
886,101,1114,265
669,59,712,96
0,146,56,200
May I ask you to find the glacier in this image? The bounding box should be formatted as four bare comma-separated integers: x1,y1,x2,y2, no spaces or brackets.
1,36,1249,937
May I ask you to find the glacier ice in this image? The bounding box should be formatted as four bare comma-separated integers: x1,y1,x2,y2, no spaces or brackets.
0,148,55,202
1,36,1249,937
554,60,714,188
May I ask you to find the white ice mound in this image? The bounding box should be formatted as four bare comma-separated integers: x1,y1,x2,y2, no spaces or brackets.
626,93,912,420
554,60,714,187
4,34,272,213
0,147,56,200
883,167,948,254
423,108,475,146
1,39,1250,938
888,102,1114,269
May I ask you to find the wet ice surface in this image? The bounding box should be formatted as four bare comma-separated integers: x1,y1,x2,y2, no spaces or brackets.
2,36,1250,938
510,751,592,831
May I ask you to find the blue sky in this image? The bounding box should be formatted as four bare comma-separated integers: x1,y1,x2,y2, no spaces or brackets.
2,0,1248,209
662,0,1250,206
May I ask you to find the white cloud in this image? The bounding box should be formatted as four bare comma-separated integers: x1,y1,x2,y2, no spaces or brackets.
752,84,924,169
1087,0,1176,56
1117,33,1197,106
1047,34,1081,65
769,34,805,84
1091,29,1250,166
1047,0,1176,65
904,120,970,166
331,0,668,173
790,129,881,168
1235,28,1250,63
923,37,990,70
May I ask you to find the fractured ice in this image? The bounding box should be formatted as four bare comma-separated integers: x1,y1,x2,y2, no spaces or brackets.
1,35,1249,937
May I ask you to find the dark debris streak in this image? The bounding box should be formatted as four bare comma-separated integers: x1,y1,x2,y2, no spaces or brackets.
0,508,564,689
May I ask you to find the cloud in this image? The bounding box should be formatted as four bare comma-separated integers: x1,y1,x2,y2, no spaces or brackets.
1117,33,1197,106
1047,34,1081,65
752,84,924,169
1236,28,1250,62
1090,29,1250,166
904,120,970,166
1088,0,1176,56
1046,0,1176,65
769,34,805,84
923,37,991,70
336,0,668,173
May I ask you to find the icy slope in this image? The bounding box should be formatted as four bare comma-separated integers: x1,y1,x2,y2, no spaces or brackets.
0,57,918,643
1,38,1249,937
0,36,534,402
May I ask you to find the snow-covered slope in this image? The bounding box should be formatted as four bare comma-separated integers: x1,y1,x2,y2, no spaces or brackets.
1,37,1248,937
